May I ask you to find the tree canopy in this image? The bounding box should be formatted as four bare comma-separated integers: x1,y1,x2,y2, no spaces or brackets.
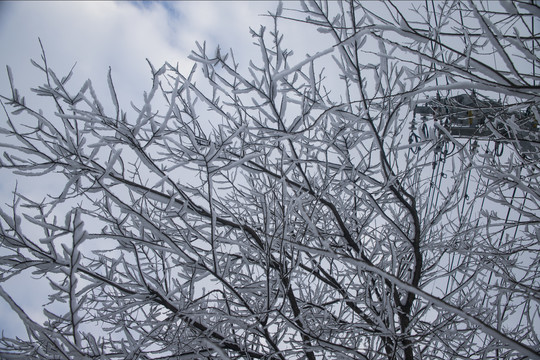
0,1,539,359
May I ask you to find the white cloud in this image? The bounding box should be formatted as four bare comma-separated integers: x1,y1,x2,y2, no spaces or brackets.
0,1,297,116
1,2,171,108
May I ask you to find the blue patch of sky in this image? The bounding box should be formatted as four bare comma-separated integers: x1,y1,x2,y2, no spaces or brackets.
128,1,181,19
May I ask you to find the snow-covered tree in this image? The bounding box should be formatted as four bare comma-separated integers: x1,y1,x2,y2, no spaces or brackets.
0,1,538,359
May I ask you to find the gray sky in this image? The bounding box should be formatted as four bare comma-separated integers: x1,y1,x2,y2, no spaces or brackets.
0,1,286,109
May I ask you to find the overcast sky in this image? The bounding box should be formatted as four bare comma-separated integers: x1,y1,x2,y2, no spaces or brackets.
0,1,290,107
0,0,305,339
